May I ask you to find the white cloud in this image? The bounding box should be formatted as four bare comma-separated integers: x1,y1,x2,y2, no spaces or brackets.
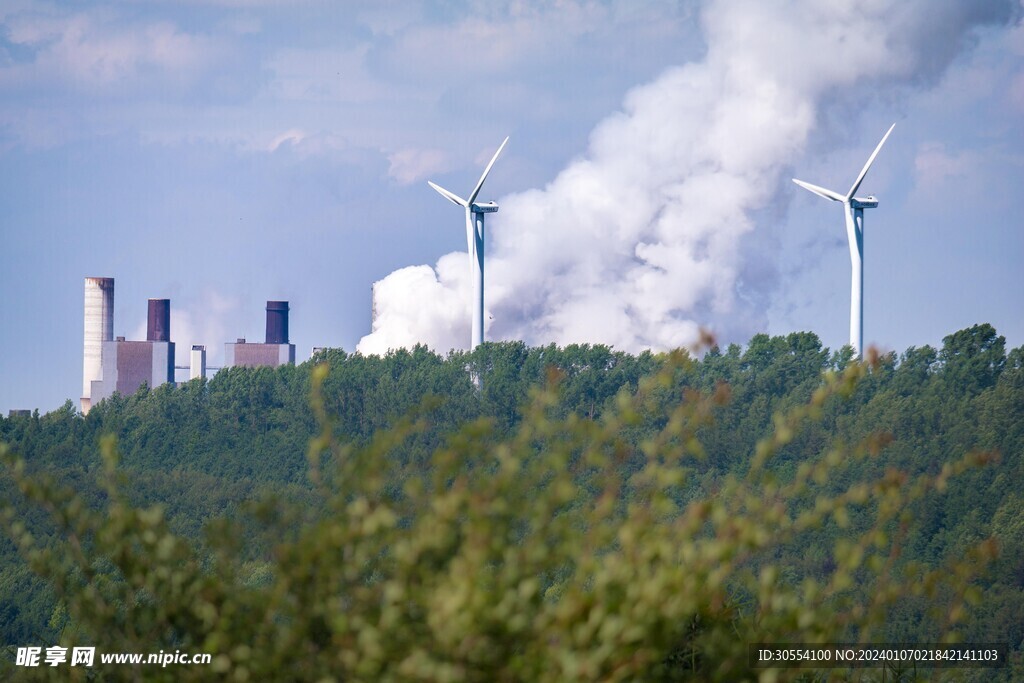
267,128,307,151
251,128,356,158
0,10,223,92
369,1,691,82
387,147,449,185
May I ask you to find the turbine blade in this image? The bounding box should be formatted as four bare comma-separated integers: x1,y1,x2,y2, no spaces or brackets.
428,181,468,207
467,136,509,205
847,123,895,200
792,178,845,202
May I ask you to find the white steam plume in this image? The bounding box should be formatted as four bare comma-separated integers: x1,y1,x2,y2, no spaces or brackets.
358,0,1014,356
129,290,237,370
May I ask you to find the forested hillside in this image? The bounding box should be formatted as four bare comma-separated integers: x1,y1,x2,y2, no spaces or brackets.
1,324,1021,680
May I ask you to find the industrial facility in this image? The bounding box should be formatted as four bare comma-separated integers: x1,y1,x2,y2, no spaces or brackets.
224,301,296,368
81,278,296,414
83,284,175,413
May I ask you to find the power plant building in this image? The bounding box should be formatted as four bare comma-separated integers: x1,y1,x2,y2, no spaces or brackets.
86,294,176,410
224,301,296,368
80,281,296,411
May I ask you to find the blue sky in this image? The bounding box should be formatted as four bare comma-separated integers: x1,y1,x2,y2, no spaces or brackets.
1,0,1022,415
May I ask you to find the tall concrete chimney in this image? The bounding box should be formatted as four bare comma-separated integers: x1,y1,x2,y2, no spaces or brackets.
190,345,207,380
83,277,114,413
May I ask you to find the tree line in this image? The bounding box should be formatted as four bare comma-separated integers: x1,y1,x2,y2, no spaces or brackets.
0,323,1021,680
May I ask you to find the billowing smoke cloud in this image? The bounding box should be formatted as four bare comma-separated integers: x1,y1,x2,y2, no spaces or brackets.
358,0,1015,355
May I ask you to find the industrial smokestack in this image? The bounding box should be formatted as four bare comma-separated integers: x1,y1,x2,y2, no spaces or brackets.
83,277,114,412
266,301,289,344
190,345,207,380
147,299,170,342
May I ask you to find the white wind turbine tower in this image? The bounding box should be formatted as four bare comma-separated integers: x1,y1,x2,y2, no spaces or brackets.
428,136,509,351
793,123,895,358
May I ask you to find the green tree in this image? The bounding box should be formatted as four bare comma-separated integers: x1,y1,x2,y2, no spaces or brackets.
939,323,1006,396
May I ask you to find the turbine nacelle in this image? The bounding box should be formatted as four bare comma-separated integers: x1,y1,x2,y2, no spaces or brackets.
426,188,500,213
850,196,878,209
471,202,498,213
789,179,879,209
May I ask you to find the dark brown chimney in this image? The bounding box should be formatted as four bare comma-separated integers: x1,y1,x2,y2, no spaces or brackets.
147,299,170,342
266,301,289,344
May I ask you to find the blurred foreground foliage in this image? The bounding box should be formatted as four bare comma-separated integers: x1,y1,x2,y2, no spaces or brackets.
0,340,1015,682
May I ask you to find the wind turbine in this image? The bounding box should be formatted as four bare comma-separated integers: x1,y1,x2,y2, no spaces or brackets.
793,123,895,358
428,136,509,351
